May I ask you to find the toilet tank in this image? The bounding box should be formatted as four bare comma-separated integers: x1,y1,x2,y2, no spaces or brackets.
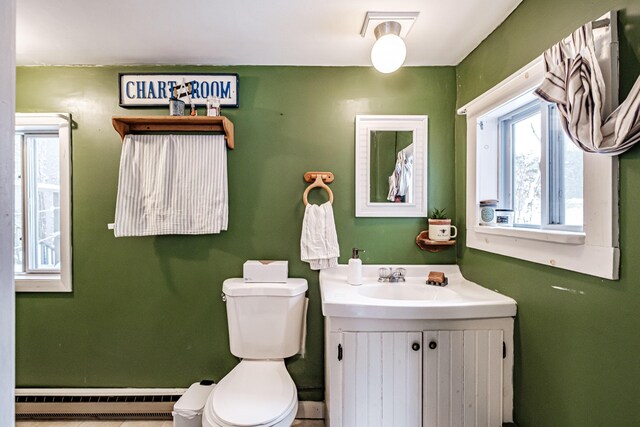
222,278,308,359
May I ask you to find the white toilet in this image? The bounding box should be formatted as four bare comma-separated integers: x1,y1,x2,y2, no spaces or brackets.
202,278,308,427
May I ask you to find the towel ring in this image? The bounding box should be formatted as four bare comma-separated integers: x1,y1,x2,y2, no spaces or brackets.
303,172,334,205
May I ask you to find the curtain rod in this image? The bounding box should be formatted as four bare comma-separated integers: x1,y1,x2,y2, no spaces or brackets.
592,18,610,30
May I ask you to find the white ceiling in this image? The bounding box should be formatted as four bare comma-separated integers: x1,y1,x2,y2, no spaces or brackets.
16,0,522,67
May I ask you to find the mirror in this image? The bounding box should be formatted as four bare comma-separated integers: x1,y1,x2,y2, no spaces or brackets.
355,115,428,217
369,130,414,203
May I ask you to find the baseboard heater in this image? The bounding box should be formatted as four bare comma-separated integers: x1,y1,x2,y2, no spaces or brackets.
16,388,326,421
15,388,186,420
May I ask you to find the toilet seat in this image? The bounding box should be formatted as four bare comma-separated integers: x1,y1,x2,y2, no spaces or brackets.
205,360,298,427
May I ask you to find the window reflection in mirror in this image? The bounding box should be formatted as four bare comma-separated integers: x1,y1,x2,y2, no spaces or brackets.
369,130,414,203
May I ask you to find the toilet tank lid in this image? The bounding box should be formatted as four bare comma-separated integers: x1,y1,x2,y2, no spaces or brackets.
223,278,308,297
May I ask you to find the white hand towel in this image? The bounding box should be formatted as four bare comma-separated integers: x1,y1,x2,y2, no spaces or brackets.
301,202,340,270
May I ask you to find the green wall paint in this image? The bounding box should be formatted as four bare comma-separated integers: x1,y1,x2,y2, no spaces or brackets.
15,66,457,399
455,1,640,425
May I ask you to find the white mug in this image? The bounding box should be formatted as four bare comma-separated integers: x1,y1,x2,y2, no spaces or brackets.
428,224,457,241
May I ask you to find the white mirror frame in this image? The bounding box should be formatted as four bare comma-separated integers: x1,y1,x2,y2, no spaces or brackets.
355,115,428,217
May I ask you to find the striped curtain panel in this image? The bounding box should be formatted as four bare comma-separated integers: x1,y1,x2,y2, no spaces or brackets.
534,21,640,155
114,134,228,237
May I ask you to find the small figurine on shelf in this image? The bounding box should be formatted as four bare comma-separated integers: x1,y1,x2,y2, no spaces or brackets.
190,103,197,116
169,95,185,116
169,79,193,116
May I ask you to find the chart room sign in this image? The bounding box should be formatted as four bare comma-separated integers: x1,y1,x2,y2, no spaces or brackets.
119,73,239,107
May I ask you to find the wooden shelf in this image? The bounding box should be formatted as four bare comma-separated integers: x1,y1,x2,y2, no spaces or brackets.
112,116,234,149
415,230,456,253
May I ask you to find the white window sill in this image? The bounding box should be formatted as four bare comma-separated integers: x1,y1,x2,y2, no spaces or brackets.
467,226,619,280
474,226,585,245
15,274,72,292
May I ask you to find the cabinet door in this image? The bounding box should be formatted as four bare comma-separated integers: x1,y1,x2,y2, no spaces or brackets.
423,330,465,427
424,330,503,427
341,331,422,427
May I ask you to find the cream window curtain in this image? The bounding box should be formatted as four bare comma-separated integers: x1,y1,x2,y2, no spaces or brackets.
114,134,228,237
534,21,640,155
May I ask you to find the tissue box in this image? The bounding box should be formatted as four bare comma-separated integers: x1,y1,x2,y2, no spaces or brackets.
243,260,288,283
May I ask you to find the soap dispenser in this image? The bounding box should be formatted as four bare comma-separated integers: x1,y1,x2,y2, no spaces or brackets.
347,248,365,286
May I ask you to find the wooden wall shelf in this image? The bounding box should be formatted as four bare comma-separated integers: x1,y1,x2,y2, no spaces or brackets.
415,230,456,253
112,116,234,149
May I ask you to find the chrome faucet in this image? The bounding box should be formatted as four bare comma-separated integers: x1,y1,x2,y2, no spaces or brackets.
378,267,406,283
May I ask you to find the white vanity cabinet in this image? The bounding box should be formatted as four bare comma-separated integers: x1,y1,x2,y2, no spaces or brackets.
325,318,513,427
332,331,423,427
319,265,517,426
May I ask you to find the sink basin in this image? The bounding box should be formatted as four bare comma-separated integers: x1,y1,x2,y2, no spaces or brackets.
357,283,457,301
319,264,517,320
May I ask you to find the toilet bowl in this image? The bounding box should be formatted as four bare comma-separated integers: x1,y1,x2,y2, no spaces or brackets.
202,278,308,427
202,360,298,427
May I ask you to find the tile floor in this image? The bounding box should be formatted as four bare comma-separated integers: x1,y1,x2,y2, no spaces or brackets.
16,420,324,426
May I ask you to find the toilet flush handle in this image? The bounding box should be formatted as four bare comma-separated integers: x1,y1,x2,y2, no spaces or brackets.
221,293,227,302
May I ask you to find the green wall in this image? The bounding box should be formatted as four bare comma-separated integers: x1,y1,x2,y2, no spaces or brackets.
455,0,640,425
15,66,457,399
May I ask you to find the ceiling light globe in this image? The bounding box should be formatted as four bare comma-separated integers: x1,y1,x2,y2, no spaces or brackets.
371,33,406,73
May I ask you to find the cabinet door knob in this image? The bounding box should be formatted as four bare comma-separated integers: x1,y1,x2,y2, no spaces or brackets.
411,342,420,351
428,341,437,350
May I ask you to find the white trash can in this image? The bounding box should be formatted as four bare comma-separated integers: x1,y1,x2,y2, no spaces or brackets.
173,381,215,427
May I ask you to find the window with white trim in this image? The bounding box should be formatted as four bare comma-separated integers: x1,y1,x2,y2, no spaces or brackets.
14,114,72,292
458,14,619,280
485,96,584,232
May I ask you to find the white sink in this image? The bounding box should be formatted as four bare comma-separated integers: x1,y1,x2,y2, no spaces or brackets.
357,283,458,301
319,264,516,320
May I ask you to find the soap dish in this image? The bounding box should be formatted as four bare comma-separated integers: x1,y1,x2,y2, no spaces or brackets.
415,230,456,252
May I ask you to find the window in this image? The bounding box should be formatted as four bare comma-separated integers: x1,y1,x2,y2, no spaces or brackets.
14,114,71,292
459,56,619,280
493,99,583,231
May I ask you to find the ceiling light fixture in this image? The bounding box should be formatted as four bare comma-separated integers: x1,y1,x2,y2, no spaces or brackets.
371,21,406,73
361,12,419,74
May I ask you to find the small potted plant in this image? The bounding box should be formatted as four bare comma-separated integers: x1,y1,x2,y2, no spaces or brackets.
428,207,448,222
427,208,457,242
